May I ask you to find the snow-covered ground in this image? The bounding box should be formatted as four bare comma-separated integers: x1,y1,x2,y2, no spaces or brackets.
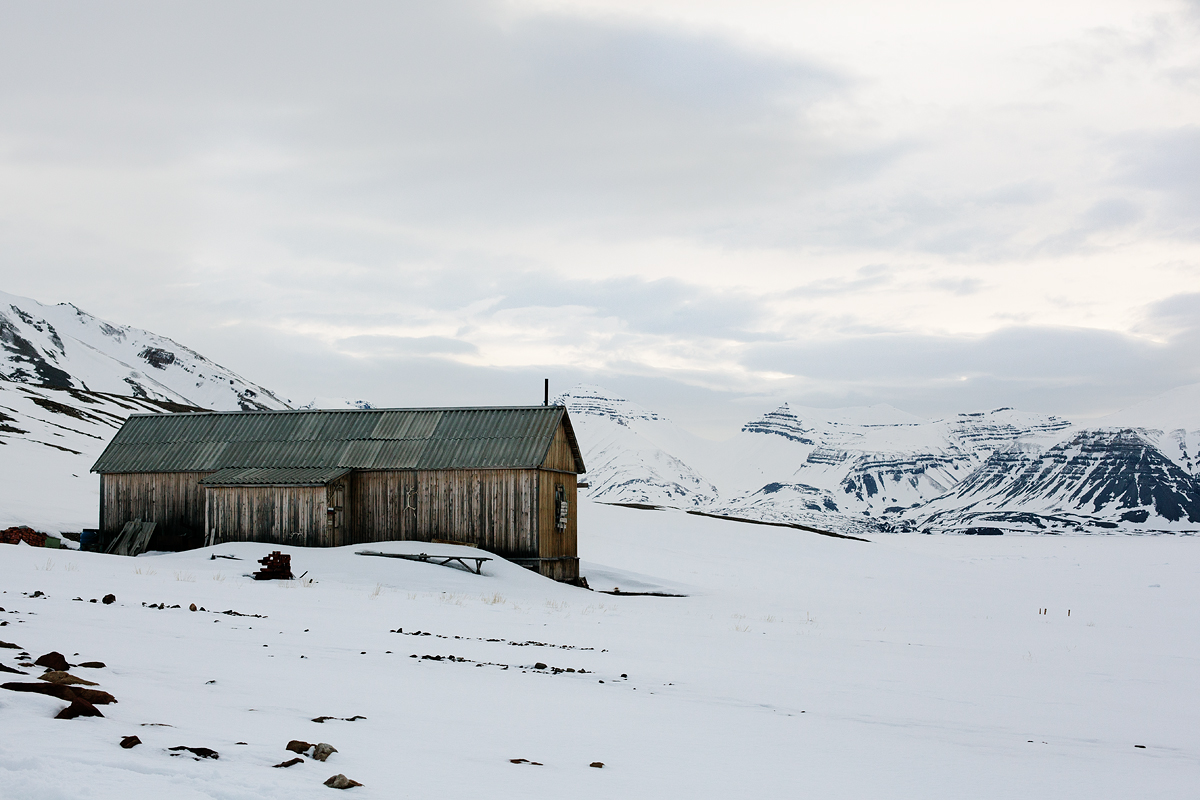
2,501,1196,799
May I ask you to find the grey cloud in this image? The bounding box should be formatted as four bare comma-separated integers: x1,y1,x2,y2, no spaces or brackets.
334,334,479,357
1114,125,1200,237
0,0,877,242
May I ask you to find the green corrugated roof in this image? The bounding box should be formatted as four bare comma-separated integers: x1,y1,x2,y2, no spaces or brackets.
91,406,585,475
199,467,352,487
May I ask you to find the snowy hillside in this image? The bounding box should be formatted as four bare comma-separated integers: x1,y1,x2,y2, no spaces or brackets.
0,290,289,411
554,385,718,507
0,290,293,531
2,503,1198,798
558,383,1200,535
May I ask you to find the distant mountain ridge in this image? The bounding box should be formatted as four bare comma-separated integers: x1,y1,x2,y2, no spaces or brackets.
0,289,290,410
2,287,1197,536
557,384,1200,535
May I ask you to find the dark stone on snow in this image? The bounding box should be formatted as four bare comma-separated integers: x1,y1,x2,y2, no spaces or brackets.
102,594,116,605
168,746,219,760
77,662,106,669
35,652,69,671
56,698,102,719
590,762,605,768
533,662,547,670
0,663,26,674
0,641,20,649
120,736,142,749
2,680,115,705
286,740,313,753
273,757,304,768
323,774,362,789
312,743,337,762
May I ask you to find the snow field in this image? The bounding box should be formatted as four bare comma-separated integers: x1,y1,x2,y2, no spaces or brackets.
1,501,1197,798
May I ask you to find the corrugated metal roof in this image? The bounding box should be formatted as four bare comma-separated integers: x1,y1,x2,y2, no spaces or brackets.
199,467,351,487
91,406,586,474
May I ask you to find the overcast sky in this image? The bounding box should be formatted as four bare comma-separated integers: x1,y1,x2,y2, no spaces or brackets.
1,0,1198,436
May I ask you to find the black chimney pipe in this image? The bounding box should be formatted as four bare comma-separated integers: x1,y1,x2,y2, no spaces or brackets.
544,378,549,406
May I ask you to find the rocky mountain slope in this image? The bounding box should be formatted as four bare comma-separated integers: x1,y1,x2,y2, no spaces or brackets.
557,384,1200,536
0,289,289,410
0,290,291,530
3,287,1197,536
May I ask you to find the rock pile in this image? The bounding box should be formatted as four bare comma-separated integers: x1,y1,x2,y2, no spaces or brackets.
0,527,46,547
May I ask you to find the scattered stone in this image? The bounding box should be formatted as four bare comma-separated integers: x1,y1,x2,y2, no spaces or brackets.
286,740,313,754
34,652,70,671
590,761,604,768
102,594,116,605
120,736,142,749
29,591,44,598
323,774,362,789
274,757,304,768
0,663,26,674
510,759,529,764
39,671,100,686
77,662,106,669
189,604,197,612
1135,744,1146,749
534,662,547,670
3,681,116,705
56,698,103,719
312,743,338,762
0,641,21,649
168,746,219,760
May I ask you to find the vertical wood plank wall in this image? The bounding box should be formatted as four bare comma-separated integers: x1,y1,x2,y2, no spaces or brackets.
537,469,579,581
100,472,211,548
204,486,328,546
541,422,579,472
351,468,538,558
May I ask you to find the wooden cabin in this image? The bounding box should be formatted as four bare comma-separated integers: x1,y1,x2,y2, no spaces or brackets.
90,406,586,582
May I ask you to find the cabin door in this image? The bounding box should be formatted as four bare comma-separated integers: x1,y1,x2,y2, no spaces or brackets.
328,480,348,547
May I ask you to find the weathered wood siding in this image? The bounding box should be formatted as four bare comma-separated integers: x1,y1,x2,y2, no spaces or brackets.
536,469,579,581
204,485,329,547
100,472,210,550
351,469,538,558
541,421,579,472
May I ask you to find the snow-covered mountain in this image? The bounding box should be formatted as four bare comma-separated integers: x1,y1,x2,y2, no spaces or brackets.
558,383,1200,536
0,290,289,410
555,385,718,507
0,290,292,530
5,285,1198,537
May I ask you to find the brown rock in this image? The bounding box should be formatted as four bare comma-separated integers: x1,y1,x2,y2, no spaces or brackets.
34,652,70,671
39,671,100,686
312,743,338,762
0,663,26,675
0,640,21,649
74,687,117,705
77,661,106,669
55,699,103,719
189,604,197,612
286,740,313,754
323,774,362,789
102,594,116,605
590,761,605,768
273,757,303,768
120,736,142,749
